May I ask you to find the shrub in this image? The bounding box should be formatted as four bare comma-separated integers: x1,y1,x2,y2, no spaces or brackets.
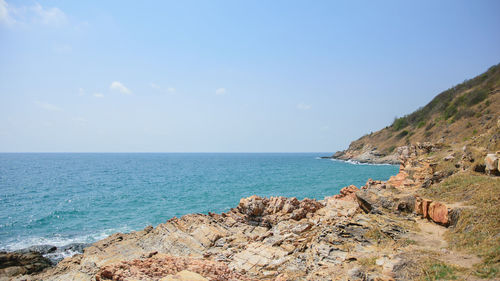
417,121,426,128
465,89,488,106
397,130,409,139
443,104,457,119
454,108,475,120
392,117,408,131
425,122,435,131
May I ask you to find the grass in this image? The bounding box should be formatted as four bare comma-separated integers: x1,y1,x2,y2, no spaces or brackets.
423,261,459,280
419,173,500,278
358,256,377,268
364,226,390,244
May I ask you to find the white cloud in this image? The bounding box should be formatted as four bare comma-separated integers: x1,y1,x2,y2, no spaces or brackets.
296,103,312,110
110,81,132,95
78,88,85,96
215,88,226,95
93,93,104,98
151,83,176,94
31,3,67,26
0,0,13,25
35,101,62,112
0,1,67,27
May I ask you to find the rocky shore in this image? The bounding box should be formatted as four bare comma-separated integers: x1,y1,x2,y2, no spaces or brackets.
2,141,498,280
330,143,400,165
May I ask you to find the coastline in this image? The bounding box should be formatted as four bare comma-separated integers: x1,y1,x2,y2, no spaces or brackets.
5,156,398,265
2,142,498,280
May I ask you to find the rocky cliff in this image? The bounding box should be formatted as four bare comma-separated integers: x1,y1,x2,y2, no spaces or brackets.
3,140,499,280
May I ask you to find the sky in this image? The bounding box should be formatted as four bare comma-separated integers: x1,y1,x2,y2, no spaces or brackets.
1,0,500,152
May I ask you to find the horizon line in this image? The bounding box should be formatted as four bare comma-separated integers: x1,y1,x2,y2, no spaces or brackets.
0,151,335,154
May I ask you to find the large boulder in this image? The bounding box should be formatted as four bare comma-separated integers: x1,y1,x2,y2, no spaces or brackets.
414,197,453,226
485,153,499,175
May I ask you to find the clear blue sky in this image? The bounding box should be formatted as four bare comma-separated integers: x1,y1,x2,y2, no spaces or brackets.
1,0,499,152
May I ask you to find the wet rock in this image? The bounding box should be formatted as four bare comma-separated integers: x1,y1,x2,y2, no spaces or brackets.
15,245,57,255
0,252,52,278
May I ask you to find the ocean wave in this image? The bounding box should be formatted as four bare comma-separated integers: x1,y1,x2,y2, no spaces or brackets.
0,226,133,253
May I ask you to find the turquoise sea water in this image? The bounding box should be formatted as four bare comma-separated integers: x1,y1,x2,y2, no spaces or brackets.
0,153,398,252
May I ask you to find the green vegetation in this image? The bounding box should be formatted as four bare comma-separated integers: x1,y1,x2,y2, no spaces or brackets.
423,262,459,280
396,130,409,139
392,117,408,131
389,63,499,128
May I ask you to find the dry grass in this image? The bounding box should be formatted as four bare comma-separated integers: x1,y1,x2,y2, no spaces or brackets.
419,172,500,278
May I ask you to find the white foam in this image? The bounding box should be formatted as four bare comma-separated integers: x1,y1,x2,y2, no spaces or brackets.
0,226,133,252
330,158,395,166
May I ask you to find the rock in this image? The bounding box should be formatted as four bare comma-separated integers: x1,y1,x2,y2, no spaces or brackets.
473,164,486,173
355,187,400,214
427,202,449,226
444,154,455,161
160,270,208,281
58,243,89,254
332,185,359,201
0,252,52,278
397,195,416,213
347,267,366,280
448,208,462,227
233,195,324,226
422,199,432,219
15,245,57,255
95,254,249,281
485,153,500,175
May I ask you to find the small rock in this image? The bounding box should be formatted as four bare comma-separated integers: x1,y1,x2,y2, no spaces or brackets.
444,154,455,161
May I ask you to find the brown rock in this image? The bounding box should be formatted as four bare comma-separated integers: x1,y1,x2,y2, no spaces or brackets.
428,202,449,225
333,185,359,201
95,254,251,281
414,197,423,215
421,199,433,218
160,270,208,281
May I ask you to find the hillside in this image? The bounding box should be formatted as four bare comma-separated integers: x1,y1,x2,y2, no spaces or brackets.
333,63,500,164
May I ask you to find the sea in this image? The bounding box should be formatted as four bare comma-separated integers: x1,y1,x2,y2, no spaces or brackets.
0,153,398,259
